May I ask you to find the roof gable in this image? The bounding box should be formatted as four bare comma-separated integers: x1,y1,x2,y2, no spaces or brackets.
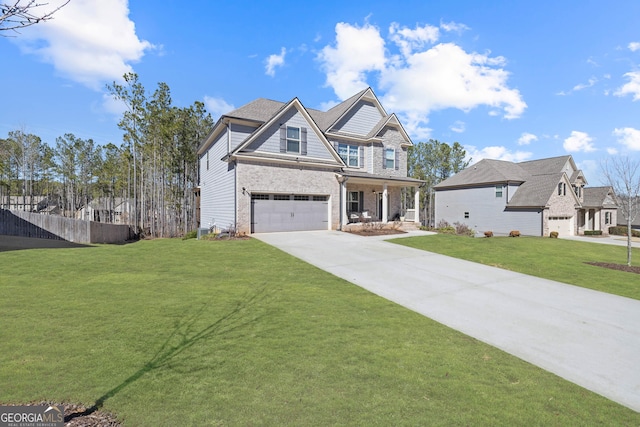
231,98,344,165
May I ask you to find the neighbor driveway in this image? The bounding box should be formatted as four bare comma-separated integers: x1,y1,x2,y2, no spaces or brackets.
254,230,640,412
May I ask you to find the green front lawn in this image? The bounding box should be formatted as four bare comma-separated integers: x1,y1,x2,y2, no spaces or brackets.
392,234,640,301
1,238,638,425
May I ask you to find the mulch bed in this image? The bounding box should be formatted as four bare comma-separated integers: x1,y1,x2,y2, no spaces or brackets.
348,229,407,236
586,262,640,274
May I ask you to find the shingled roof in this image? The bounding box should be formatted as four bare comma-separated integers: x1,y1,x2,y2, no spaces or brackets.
434,155,584,208
583,186,617,208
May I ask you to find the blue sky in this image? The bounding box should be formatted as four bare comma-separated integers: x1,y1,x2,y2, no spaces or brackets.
2,0,640,184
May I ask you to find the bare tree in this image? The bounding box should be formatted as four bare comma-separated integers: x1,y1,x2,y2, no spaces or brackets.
601,156,640,266
1,0,69,34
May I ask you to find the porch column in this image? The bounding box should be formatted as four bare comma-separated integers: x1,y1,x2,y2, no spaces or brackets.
382,183,388,223
341,179,348,228
414,186,420,224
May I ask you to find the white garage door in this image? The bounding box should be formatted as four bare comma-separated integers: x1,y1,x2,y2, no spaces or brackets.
548,216,573,237
251,194,329,233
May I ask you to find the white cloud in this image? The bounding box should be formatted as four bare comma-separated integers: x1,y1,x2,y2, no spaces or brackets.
317,22,386,100
613,127,640,150
265,47,286,77
450,120,465,133
517,132,538,145
14,0,153,90
615,71,640,100
440,21,470,33
317,21,526,138
629,42,640,52
563,131,596,152
606,147,619,155
465,145,532,163
101,93,128,116
573,76,598,91
389,22,440,57
203,96,235,119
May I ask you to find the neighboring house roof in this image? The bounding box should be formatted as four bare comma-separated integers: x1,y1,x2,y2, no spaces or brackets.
583,186,617,208
434,155,602,209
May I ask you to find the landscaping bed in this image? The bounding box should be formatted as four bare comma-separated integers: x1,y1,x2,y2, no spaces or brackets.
586,262,640,274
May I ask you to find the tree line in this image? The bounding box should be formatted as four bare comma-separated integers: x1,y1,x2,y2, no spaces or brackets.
0,73,213,237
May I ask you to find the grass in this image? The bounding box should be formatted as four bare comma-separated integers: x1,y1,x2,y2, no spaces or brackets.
393,234,640,301
0,238,638,425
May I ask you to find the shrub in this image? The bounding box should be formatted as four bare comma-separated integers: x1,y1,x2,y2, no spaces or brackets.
509,230,521,237
584,230,603,236
609,226,640,237
549,231,559,238
182,230,198,240
484,231,493,238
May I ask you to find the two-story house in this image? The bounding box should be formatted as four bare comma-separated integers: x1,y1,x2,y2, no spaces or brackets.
197,88,424,234
433,155,618,236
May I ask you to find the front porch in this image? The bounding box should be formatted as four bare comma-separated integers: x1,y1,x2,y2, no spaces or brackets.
336,173,423,229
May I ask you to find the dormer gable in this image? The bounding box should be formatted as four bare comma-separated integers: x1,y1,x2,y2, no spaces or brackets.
325,88,388,137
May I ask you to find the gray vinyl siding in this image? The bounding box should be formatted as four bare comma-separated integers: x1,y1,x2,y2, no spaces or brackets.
199,128,236,230
333,100,382,135
435,186,543,236
230,123,257,150
245,108,334,160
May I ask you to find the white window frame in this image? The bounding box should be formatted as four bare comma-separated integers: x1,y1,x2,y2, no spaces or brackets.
286,126,301,154
495,185,503,198
338,143,360,167
384,148,395,169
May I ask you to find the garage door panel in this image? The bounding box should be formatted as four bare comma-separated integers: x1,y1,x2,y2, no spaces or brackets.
252,197,328,233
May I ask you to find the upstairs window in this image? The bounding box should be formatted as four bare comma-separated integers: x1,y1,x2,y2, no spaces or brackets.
286,126,300,153
338,143,360,167
495,185,503,198
383,148,397,170
280,125,307,155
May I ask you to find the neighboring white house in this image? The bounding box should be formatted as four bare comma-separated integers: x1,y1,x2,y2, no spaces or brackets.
197,88,424,234
434,155,618,237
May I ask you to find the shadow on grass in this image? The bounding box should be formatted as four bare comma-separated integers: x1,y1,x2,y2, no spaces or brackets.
0,235,92,252
64,284,271,423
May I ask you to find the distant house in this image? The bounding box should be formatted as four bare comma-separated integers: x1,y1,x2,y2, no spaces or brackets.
197,88,424,234
76,198,132,224
434,155,617,236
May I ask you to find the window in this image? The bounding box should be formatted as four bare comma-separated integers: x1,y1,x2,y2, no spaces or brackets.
286,126,300,153
206,151,209,170
384,148,395,169
293,195,309,201
312,195,328,202
464,212,469,219
495,185,503,198
251,194,269,200
273,194,290,201
348,191,361,212
558,183,562,195
605,212,611,225
338,143,360,167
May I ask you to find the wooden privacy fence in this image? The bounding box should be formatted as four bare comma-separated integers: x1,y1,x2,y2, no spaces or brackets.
0,209,133,244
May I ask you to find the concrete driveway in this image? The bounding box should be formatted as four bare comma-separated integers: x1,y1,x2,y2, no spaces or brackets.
254,230,640,412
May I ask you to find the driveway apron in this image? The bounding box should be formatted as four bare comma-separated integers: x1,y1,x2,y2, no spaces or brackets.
254,230,640,412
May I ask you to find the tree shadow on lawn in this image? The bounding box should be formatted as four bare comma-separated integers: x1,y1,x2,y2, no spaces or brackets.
64,284,271,423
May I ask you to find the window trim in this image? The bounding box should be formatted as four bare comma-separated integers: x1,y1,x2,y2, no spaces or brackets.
383,148,395,170
286,126,301,154
338,143,360,168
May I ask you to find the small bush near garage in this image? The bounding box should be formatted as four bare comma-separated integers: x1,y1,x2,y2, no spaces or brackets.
549,231,559,238
484,231,493,238
609,226,640,238
509,230,521,237
584,230,603,236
